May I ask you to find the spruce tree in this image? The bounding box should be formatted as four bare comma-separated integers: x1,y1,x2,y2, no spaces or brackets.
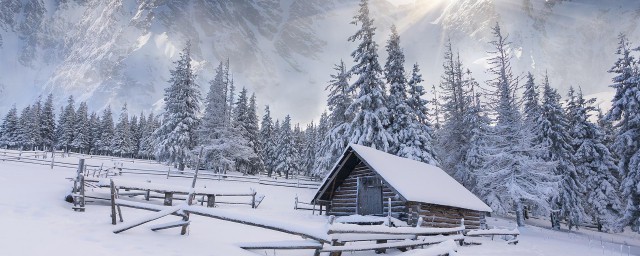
314,61,352,176
112,104,132,157
475,23,556,227
29,98,42,150
534,75,586,229
71,102,90,153
522,72,540,126
569,88,622,232
98,106,115,155
344,0,394,151
0,105,19,149
260,105,276,176
400,63,438,165
274,115,298,179
154,42,201,171
88,112,100,154
606,33,640,232
58,96,76,152
17,106,33,150
40,94,56,150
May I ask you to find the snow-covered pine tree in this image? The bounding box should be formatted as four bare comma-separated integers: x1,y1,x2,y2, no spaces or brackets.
274,115,298,179
88,112,100,155
112,104,132,157
312,111,329,175
40,93,56,150
202,62,227,133
29,98,42,150
302,122,317,176
246,93,263,173
129,114,140,157
568,88,622,232
132,113,146,158
153,42,201,171
522,72,540,126
58,96,76,152
260,105,276,176
475,23,556,227
314,61,352,176
344,0,394,151
534,75,586,230
605,33,640,232
384,25,411,155
438,41,476,184
0,105,19,149
97,106,114,155
401,63,438,165
71,102,90,153
293,123,305,177
17,106,32,150
139,113,159,159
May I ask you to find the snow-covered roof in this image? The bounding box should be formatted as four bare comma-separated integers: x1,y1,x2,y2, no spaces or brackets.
315,144,492,213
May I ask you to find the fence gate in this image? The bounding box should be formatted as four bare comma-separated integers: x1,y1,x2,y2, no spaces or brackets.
357,176,383,215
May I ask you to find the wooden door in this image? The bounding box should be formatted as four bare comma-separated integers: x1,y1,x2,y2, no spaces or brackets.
357,176,383,215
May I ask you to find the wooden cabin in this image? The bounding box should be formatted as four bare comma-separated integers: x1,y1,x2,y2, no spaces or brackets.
312,144,492,230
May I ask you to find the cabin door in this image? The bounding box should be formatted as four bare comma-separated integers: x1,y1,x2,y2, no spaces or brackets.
357,176,383,215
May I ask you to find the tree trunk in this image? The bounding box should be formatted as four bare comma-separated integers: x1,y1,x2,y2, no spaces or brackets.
515,200,525,227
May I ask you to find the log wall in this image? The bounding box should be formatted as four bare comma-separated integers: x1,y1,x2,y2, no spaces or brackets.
329,162,406,220
407,202,486,230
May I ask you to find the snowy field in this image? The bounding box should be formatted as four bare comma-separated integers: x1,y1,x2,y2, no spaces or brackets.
0,151,638,256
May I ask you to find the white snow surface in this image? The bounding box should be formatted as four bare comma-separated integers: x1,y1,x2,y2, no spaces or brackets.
1,150,639,255
349,144,492,212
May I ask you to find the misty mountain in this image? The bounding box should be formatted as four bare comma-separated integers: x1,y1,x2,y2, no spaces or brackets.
1,0,638,123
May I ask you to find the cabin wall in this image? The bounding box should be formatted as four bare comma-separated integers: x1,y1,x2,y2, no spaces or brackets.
329,162,406,219
407,202,486,230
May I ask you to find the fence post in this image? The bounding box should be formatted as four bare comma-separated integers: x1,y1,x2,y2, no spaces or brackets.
50,150,55,169
294,195,298,210
251,192,256,209
145,180,151,201
166,166,171,179
110,179,117,225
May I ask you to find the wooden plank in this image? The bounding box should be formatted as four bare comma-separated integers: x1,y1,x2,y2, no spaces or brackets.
320,235,464,252
150,220,190,231
184,206,330,243
113,206,181,234
236,240,323,250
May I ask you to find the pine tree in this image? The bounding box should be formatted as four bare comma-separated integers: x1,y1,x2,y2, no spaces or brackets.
88,112,100,154
344,0,393,151
400,63,438,164
0,105,19,149
29,98,42,150
475,23,556,227
522,72,540,126
260,105,276,176
71,102,90,153
40,93,56,150
275,115,298,179
312,112,330,177
154,42,201,171
534,75,586,230
606,33,640,232
112,104,132,157
58,96,76,152
97,107,115,155
129,114,140,157
314,61,353,176
246,93,263,173
302,122,317,176
17,106,33,150
568,88,622,232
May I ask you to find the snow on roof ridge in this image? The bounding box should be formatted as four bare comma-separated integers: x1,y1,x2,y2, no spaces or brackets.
348,143,492,212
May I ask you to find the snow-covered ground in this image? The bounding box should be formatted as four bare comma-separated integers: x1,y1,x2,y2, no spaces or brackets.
0,151,637,256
